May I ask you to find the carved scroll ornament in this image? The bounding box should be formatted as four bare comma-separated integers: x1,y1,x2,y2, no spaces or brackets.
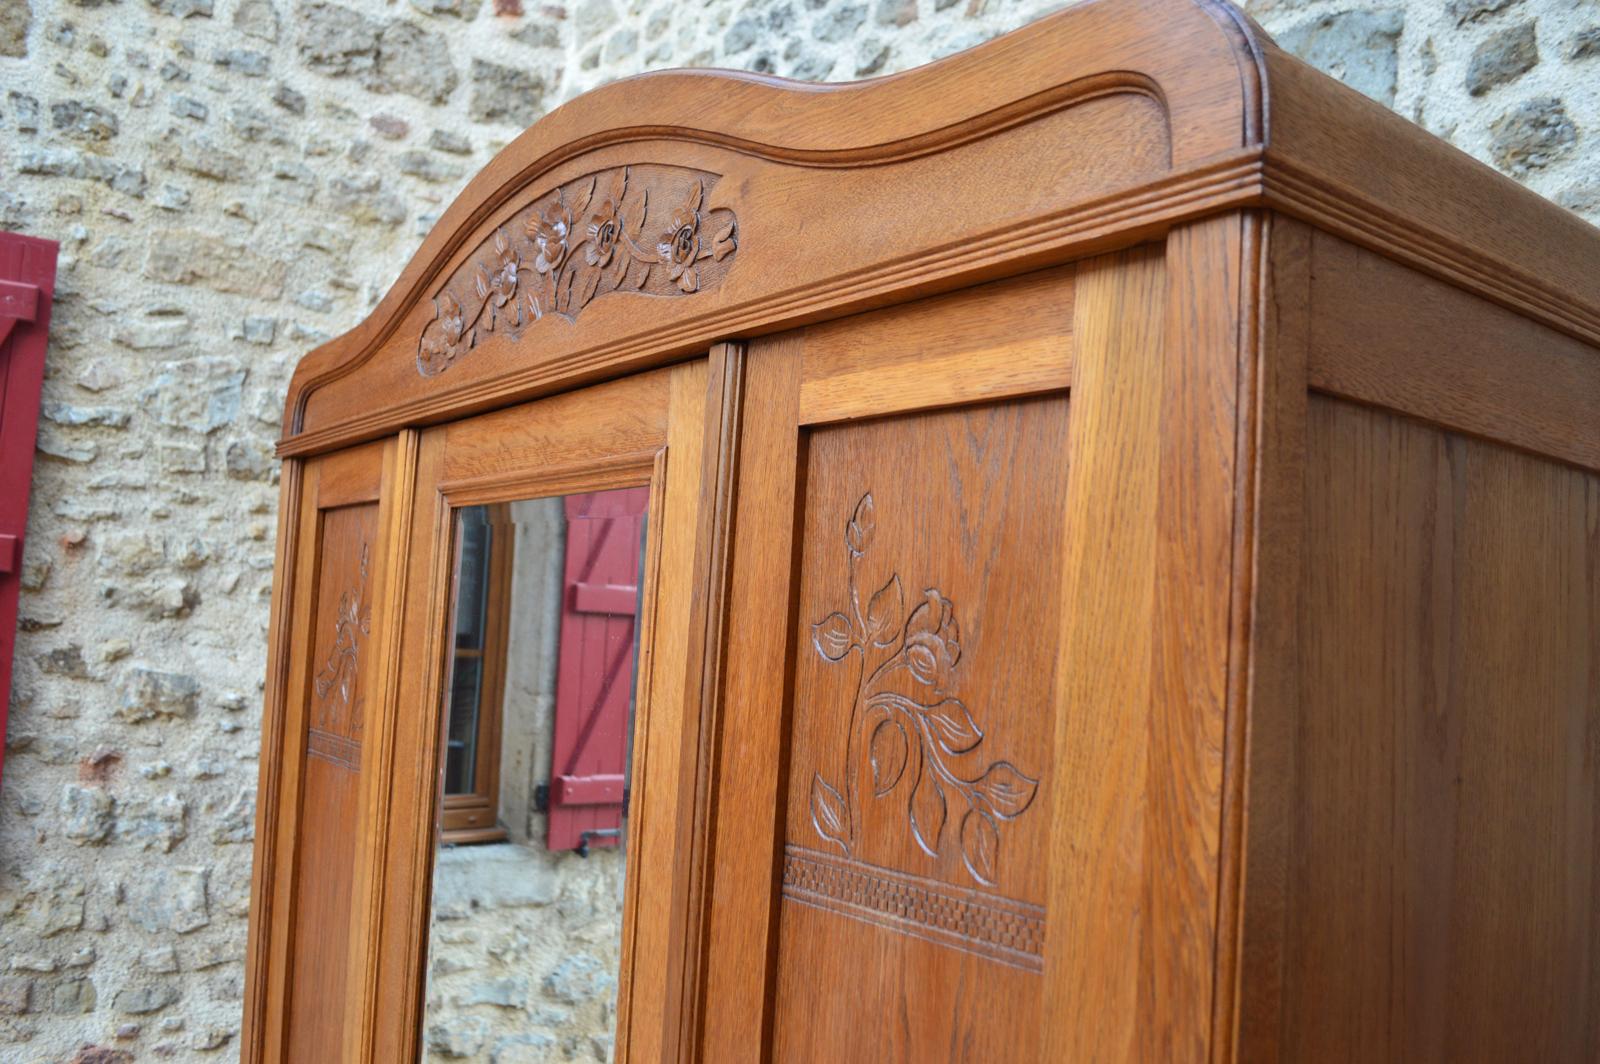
808,493,1040,887
417,165,739,377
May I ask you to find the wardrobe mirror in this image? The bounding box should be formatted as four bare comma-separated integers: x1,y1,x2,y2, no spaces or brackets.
421,486,649,1061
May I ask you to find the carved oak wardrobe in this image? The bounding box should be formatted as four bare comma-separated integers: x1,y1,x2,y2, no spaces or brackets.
243,0,1600,1060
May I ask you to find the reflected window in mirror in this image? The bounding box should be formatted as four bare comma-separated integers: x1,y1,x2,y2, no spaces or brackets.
423,487,649,1062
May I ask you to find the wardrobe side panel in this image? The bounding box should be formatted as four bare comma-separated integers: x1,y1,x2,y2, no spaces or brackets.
1283,396,1600,1063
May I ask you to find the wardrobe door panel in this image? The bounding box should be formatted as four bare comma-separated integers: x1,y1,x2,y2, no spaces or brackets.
245,436,412,1063
696,267,1076,1060
777,396,1068,1058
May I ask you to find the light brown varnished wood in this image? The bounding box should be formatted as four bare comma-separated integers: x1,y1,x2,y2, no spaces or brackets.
1278,397,1599,1063
797,267,1074,426
773,396,1069,1060
243,437,407,1064
353,364,713,1064
692,264,1077,1059
278,0,1600,463
250,1,1600,1059
343,429,421,1062
280,0,1263,457
1303,230,1600,474
1044,242,1166,1059
1222,215,1312,1064
240,456,301,1064
1041,215,1252,1061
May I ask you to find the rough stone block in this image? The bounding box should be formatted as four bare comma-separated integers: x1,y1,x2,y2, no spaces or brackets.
51,978,96,1014
126,867,210,934
469,58,547,126
112,981,178,1015
427,1016,490,1058
143,232,286,299
115,793,189,853
431,844,558,915
541,953,615,1005
1490,96,1578,174
119,667,201,722
1275,9,1403,107
0,976,33,1014
61,785,115,844
1467,20,1537,95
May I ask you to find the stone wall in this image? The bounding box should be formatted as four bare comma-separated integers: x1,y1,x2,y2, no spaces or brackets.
0,0,1596,1059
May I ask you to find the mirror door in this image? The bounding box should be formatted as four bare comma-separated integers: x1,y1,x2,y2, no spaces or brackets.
348,358,720,1064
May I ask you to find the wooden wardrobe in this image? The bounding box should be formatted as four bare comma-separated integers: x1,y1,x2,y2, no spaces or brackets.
242,0,1600,1059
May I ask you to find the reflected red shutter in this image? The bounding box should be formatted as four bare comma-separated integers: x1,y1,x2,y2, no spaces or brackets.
0,234,58,790
547,486,649,852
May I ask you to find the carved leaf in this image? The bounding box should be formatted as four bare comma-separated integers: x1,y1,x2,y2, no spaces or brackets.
868,718,908,798
909,766,946,857
571,176,596,219
845,493,876,556
865,573,903,647
713,222,736,261
578,266,602,309
811,612,854,661
810,773,848,850
971,761,1039,820
960,808,1000,885
923,698,983,755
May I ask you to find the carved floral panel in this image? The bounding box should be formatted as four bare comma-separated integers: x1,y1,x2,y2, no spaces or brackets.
806,492,1040,888
416,164,739,377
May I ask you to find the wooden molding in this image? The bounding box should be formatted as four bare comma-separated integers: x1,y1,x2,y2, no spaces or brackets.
276,0,1600,464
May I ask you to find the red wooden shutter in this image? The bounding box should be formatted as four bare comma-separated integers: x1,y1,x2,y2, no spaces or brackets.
547,486,649,852
0,233,59,789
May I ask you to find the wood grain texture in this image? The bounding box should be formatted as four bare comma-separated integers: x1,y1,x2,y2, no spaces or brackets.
1043,215,1250,1062
772,395,1070,1061
798,266,1074,425
693,333,803,1060
352,366,703,1064
1223,216,1312,1064
242,438,396,1064
1259,39,1600,353
250,3,1600,1056
287,499,377,1063
278,0,1600,466
615,364,709,1063
664,344,745,1063
240,457,302,1064
1278,396,1600,1063
282,0,1265,454
343,430,420,1062
1304,230,1600,474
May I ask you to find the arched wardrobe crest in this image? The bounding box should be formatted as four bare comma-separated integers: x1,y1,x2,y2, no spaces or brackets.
244,0,1600,1059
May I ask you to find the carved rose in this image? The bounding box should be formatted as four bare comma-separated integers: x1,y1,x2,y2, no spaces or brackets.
584,169,628,270
904,590,960,693
528,199,573,276
481,229,518,308
657,181,705,292
436,291,466,344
